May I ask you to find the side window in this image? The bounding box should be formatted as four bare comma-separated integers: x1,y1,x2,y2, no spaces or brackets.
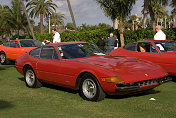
29,47,41,58
124,43,137,51
40,46,59,60
137,42,158,53
10,41,20,48
3,42,10,47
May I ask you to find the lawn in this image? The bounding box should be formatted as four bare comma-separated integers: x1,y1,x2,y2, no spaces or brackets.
0,64,176,118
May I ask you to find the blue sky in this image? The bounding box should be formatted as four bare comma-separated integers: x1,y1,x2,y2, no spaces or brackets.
0,0,173,26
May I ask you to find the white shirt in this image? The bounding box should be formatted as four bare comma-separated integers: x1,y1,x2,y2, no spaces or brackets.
53,32,61,43
154,30,166,40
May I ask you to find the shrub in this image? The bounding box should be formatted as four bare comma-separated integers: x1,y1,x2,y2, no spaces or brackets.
20,28,176,46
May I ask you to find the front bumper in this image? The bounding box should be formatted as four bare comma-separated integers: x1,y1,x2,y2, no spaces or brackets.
116,77,171,93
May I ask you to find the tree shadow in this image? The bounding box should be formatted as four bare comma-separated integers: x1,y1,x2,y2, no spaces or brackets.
0,100,14,110
106,89,160,99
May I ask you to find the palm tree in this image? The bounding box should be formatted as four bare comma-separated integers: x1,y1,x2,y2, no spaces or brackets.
0,5,12,37
26,0,57,34
10,0,29,38
171,10,176,28
142,0,168,30
0,0,28,38
66,0,77,31
20,0,36,40
45,12,66,32
97,0,135,46
170,0,176,28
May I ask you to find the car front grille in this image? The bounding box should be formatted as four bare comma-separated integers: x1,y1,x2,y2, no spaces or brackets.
117,77,169,88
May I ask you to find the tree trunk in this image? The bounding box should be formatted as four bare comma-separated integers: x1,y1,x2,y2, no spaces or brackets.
49,14,51,33
148,5,156,30
40,12,44,34
20,0,36,40
169,21,171,28
173,16,175,28
113,18,118,29
118,19,125,47
132,20,135,31
157,17,159,26
164,16,167,29
161,18,163,27
143,0,149,29
67,0,77,31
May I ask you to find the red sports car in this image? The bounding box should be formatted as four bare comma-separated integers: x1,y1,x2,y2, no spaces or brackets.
110,40,176,76
0,39,42,64
15,42,168,101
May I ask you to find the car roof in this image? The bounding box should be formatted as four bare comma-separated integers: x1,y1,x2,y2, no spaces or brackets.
11,39,33,41
45,41,88,46
137,40,173,43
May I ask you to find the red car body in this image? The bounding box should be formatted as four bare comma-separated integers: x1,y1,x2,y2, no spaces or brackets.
0,39,42,64
15,42,168,101
110,40,176,76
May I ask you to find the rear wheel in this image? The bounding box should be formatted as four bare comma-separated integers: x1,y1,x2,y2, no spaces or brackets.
24,66,42,88
79,73,105,101
0,52,9,65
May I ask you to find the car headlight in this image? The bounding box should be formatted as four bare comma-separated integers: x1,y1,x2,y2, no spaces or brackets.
101,76,125,83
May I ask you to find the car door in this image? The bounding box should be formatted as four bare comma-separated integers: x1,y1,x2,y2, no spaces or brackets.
36,46,65,84
122,42,162,64
5,41,21,60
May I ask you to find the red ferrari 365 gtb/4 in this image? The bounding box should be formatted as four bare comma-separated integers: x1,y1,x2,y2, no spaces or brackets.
0,39,42,64
15,42,168,101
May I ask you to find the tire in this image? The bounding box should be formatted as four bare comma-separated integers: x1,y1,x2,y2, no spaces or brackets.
79,73,106,102
24,66,42,88
0,52,9,65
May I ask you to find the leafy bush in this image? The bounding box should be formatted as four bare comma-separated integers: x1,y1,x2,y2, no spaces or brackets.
20,28,176,46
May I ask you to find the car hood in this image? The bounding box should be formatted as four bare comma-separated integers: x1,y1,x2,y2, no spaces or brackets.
73,55,167,83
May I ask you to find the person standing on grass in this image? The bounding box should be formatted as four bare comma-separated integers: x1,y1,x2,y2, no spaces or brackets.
154,25,166,40
52,28,61,43
96,35,105,51
105,33,115,54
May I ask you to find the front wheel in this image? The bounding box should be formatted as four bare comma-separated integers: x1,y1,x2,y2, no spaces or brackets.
0,52,9,65
79,73,105,102
24,67,42,88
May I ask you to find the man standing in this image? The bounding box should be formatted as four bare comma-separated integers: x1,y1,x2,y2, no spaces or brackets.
52,28,61,43
105,33,115,54
154,25,166,40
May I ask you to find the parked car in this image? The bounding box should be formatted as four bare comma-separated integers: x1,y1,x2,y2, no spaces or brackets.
0,39,42,64
110,40,176,77
15,42,168,101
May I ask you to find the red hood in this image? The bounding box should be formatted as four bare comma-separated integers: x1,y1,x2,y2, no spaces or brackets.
73,56,167,83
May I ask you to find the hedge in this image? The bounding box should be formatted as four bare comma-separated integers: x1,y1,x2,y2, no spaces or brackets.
11,28,176,46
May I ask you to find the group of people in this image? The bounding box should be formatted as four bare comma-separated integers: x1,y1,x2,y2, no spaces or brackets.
96,33,119,54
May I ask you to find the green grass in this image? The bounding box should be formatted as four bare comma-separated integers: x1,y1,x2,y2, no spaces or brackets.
0,64,176,118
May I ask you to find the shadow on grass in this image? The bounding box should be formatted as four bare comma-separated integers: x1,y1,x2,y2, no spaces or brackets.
0,65,15,71
18,77,160,100
107,89,160,99
18,77,77,94
0,100,14,110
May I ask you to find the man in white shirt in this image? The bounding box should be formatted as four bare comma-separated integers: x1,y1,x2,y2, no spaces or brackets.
154,25,166,40
52,28,61,43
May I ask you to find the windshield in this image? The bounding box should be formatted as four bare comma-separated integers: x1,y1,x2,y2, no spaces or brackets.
20,40,43,47
154,41,176,52
58,43,105,59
